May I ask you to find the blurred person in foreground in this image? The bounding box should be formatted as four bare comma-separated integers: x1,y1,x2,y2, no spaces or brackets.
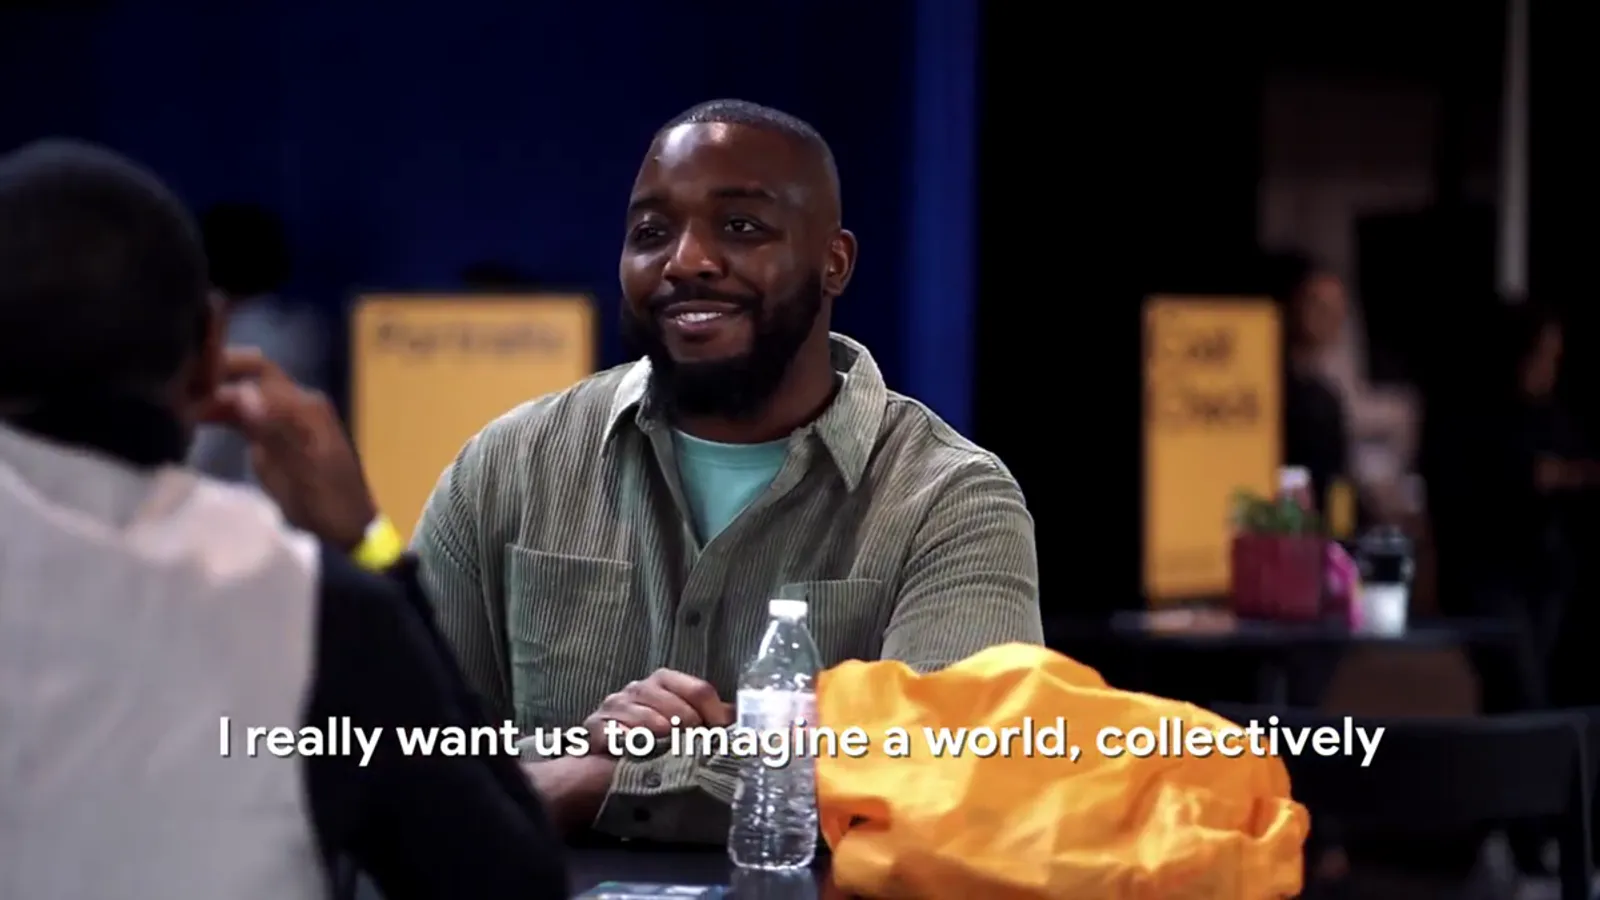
187,202,329,483
219,99,1044,843
0,141,566,899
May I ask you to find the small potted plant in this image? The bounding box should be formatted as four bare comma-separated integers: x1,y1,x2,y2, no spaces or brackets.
1229,488,1326,621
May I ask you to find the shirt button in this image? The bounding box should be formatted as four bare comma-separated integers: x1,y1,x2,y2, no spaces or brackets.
684,610,703,627
643,772,662,789
633,807,652,823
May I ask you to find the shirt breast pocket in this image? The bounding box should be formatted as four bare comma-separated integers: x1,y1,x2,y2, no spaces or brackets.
776,579,887,668
505,546,635,729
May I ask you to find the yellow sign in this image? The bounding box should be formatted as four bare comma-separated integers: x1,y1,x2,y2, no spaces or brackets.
352,294,596,541
1142,297,1281,602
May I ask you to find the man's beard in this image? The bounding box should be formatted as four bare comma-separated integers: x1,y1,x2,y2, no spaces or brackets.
620,272,824,422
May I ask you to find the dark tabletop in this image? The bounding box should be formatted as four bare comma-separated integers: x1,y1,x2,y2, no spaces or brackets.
569,847,831,898
1054,609,1519,650
349,847,831,899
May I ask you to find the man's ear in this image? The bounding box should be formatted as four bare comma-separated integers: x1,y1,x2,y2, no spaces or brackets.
824,229,859,299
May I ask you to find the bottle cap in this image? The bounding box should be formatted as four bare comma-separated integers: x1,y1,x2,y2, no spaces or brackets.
1278,466,1311,493
769,599,808,619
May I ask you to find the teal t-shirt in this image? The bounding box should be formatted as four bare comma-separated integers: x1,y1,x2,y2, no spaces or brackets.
673,430,789,542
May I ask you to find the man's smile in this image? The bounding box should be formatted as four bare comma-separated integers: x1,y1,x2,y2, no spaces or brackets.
658,300,750,344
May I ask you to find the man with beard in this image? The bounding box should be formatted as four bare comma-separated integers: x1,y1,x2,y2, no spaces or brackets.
226,100,1042,842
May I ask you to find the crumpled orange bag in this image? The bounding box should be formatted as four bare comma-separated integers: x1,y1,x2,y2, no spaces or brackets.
815,643,1308,899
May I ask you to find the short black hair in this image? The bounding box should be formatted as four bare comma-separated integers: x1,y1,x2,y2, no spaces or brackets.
1499,299,1561,368
201,202,291,298
0,139,209,398
659,99,840,210
1258,250,1320,307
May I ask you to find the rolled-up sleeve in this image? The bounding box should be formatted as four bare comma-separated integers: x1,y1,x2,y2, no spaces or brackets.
512,733,742,840
592,751,743,839
880,458,1043,671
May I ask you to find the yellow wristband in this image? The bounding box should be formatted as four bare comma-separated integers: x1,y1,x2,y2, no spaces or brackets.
352,515,404,572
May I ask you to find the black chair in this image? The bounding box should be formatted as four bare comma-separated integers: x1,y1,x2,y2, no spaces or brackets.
331,860,387,900
330,858,360,900
1210,704,1595,900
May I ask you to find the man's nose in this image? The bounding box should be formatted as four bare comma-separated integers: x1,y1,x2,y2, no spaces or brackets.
662,225,724,282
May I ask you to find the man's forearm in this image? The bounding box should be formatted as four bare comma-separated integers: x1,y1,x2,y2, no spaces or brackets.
521,755,616,833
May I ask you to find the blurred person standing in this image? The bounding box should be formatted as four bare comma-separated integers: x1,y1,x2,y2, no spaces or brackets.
187,202,329,483
1425,302,1595,878
0,141,566,899
1277,256,1350,511
1270,252,1422,524
1431,302,1592,711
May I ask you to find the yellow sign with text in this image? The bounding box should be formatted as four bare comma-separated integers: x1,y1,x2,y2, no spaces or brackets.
352,294,595,541
1142,297,1281,602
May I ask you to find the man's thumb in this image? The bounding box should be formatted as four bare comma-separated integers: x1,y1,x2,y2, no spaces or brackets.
202,382,269,434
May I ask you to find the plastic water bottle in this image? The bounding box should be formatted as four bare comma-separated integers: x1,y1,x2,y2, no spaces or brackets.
728,599,821,870
1354,524,1414,636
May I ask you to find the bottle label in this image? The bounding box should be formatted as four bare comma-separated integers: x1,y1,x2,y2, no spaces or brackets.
792,693,817,731
736,689,817,731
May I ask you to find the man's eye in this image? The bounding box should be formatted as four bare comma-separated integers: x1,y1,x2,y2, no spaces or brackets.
725,218,762,234
630,223,666,242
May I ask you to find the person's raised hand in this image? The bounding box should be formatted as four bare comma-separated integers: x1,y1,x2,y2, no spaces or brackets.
581,668,734,757
200,347,377,550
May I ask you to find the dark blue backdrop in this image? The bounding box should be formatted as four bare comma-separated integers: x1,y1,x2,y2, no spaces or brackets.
0,0,976,433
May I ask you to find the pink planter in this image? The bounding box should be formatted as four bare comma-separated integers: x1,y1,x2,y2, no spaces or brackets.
1230,533,1325,622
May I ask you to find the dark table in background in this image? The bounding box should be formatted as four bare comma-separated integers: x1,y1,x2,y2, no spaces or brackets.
1050,609,1520,706
352,847,832,899
570,847,832,898
348,848,831,900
